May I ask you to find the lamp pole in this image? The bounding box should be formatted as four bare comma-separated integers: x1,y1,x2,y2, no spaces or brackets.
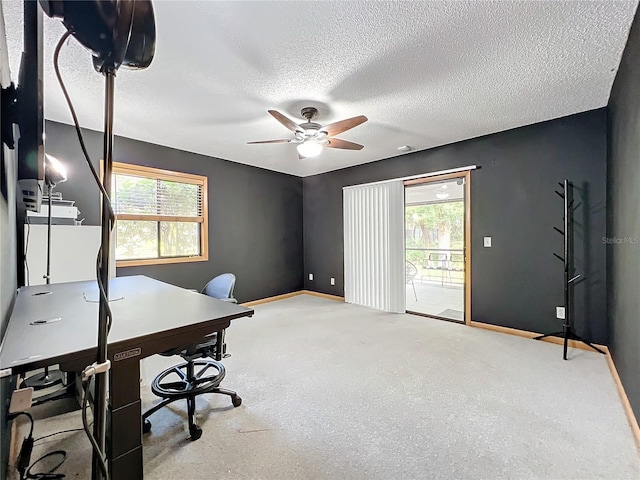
91,69,116,480
36,3,156,478
22,154,65,390
23,181,63,389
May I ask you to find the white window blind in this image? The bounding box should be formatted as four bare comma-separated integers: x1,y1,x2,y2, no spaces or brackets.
113,175,203,218
110,162,208,266
343,180,405,313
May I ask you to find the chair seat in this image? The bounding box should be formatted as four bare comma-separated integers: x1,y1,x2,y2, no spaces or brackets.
151,359,226,399
159,333,218,359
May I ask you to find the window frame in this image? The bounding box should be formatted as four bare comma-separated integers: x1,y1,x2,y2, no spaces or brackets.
109,161,209,267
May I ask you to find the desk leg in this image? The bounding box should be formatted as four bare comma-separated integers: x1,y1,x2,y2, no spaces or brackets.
108,357,143,479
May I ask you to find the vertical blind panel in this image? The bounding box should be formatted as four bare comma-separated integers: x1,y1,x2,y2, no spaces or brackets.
344,180,404,313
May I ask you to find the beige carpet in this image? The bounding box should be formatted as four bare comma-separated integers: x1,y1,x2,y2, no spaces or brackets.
10,294,640,479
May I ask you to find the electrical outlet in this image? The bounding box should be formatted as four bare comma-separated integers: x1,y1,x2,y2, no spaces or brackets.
308,273,313,281
484,237,492,247
330,277,335,286
556,307,566,319
9,387,34,414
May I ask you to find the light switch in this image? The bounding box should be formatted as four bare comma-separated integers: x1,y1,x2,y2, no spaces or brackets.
330,277,335,286
308,273,313,281
484,237,492,247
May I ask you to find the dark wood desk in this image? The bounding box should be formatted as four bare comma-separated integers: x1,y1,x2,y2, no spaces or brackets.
0,275,253,479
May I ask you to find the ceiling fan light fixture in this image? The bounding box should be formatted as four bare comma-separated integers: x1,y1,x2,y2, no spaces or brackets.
435,184,449,200
249,108,367,157
297,141,323,158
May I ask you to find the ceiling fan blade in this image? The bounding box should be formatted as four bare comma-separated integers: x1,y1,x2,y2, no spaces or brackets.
326,138,364,150
322,115,368,136
268,110,303,133
247,139,291,144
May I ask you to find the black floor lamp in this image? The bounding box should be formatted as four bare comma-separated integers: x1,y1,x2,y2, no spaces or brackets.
39,2,156,479
21,154,67,390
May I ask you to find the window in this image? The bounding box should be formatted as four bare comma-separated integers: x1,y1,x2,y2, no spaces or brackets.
110,162,208,267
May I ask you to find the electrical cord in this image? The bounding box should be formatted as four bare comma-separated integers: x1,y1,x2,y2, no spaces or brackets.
24,426,86,479
23,451,66,480
81,380,109,479
33,428,84,444
54,22,114,338
53,30,114,217
9,412,65,479
54,30,114,480
10,411,34,438
11,412,34,479
95,251,112,333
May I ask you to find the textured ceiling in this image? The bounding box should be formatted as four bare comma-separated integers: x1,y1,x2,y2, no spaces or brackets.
3,1,638,177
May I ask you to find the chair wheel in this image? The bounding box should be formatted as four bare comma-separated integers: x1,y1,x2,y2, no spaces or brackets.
232,395,242,407
143,419,152,434
189,425,203,441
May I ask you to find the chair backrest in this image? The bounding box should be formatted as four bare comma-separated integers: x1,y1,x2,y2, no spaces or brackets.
201,273,236,300
406,261,418,282
428,253,448,262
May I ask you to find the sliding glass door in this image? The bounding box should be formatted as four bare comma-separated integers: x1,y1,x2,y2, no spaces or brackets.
405,174,468,322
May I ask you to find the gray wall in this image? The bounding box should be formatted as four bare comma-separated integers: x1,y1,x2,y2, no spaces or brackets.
607,9,640,420
43,121,303,302
304,109,608,344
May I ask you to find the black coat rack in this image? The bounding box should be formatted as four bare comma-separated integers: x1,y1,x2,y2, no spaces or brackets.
534,179,605,360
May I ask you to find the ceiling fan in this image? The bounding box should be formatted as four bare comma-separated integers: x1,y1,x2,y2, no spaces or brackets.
248,107,368,158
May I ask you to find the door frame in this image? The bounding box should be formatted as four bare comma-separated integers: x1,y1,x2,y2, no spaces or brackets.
404,170,471,325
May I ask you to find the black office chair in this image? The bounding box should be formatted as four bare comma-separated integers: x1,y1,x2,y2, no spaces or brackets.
142,273,241,440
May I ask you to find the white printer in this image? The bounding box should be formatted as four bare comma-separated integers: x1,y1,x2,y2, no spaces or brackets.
26,192,80,225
